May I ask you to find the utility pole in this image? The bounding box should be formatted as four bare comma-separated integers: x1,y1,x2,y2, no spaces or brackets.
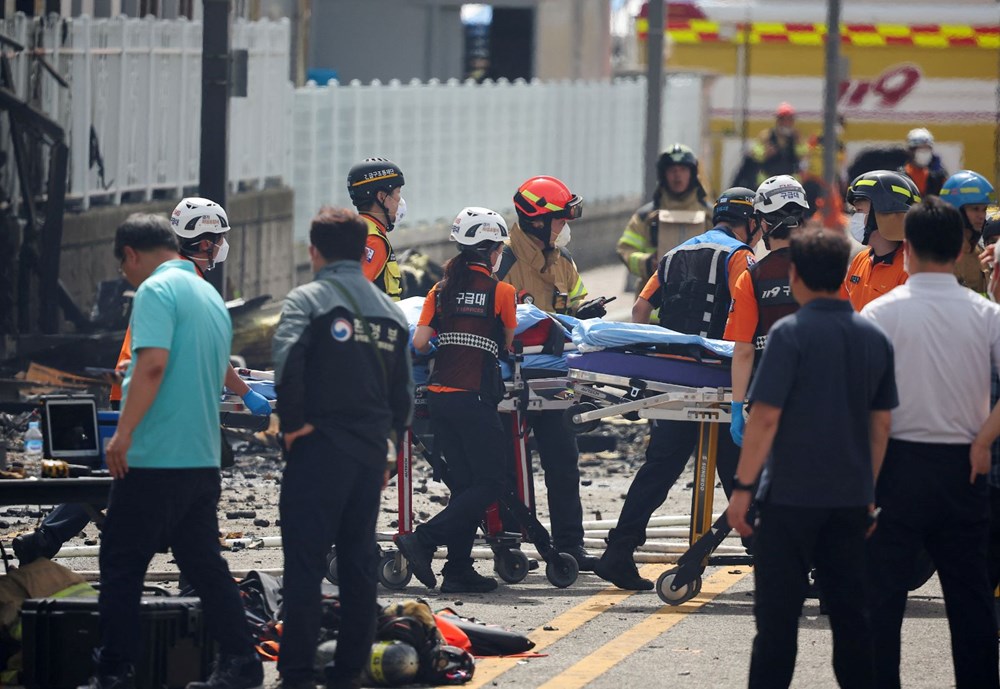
822,0,841,218
199,0,230,296
643,0,664,202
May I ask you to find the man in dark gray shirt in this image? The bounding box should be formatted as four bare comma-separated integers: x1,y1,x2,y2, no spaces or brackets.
727,229,897,689
272,207,413,689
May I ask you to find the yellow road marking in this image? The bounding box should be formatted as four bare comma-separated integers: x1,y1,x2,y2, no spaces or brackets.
537,567,751,689
465,564,668,689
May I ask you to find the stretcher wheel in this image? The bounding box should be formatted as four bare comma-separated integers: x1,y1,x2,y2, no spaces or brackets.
545,553,579,588
564,402,600,434
494,549,530,584
324,547,338,585
656,567,701,605
378,551,412,590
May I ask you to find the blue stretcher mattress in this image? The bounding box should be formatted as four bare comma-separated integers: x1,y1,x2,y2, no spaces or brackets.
571,320,733,359
567,351,731,389
399,296,574,384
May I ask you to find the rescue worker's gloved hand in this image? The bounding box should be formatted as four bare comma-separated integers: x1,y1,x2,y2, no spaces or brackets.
730,402,745,447
576,298,608,320
242,389,272,416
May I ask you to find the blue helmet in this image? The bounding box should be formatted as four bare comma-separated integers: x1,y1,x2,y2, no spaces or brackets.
940,170,996,209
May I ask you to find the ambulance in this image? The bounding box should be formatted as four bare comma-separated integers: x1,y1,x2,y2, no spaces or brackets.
631,0,1000,193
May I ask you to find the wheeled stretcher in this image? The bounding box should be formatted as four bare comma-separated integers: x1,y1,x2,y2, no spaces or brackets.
564,320,753,604
338,300,583,590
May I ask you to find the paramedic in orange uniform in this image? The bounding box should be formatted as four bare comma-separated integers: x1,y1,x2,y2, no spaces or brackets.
724,176,809,446
841,171,920,312
394,207,517,595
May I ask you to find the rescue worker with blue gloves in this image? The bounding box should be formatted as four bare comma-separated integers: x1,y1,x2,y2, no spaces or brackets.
12,198,272,567
595,188,761,590
723,176,809,446
395,207,518,593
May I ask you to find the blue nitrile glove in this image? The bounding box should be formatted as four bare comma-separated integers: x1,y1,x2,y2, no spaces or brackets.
730,402,745,447
242,389,272,416
410,336,439,358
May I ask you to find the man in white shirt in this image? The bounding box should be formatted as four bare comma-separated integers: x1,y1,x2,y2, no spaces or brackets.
862,196,1000,689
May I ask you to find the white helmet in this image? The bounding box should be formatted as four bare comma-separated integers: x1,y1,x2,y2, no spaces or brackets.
754,175,808,218
449,207,510,247
171,197,230,265
906,127,934,148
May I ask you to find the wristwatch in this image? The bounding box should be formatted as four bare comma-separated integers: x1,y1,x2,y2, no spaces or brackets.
731,475,755,492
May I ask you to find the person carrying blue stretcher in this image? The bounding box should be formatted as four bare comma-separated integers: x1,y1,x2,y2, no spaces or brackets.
723,176,809,446
594,187,761,591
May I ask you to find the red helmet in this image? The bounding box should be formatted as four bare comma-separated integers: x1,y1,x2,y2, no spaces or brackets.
513,176,583,221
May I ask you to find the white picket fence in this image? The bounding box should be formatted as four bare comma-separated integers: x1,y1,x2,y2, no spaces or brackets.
290,74,707,240
0,13,292,211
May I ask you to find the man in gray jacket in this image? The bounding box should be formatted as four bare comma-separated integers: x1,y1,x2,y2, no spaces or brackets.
272,207,413,689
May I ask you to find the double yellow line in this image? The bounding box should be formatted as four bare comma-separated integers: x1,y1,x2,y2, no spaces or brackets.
466,565,750,688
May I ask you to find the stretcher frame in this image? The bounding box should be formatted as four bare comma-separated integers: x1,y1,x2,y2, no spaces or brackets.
565,362,752,604
372,346,582,591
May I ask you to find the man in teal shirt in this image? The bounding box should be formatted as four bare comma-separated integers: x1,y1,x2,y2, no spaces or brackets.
87,214,262,689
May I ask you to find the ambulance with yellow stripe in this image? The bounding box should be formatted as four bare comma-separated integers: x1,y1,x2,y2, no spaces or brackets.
632,1,1000,193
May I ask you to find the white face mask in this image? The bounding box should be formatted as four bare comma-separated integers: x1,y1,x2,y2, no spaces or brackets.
913,149,933,167
848,212,868,243
492,248,505,274
777,126,795,137
554,224,571,249
394,197,407,224
214,237,229,264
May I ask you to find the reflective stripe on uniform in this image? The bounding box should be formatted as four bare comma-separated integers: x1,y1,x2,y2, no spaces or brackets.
569,276,587,301
620,229,652,252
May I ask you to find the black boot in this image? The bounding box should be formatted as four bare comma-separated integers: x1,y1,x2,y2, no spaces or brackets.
559,545,600,572
13,527,60,565
394,532,437,589
441,564,498,594
593,531,652,591
186,653,263,689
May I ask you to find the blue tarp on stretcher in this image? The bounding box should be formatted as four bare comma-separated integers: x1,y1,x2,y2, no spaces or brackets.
398,297,574,384
570,320,734,359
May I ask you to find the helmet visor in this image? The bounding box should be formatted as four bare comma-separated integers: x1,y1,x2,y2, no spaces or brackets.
561,195,583,220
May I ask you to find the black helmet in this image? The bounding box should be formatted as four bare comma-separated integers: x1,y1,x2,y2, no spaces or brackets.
656,143,698,180
712,187,756,227
846,170,920,214
347,157,405,208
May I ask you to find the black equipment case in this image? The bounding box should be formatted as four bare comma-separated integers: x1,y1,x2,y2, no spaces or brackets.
20,596,216,689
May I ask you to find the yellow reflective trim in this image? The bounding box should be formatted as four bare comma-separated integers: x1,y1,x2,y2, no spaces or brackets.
851,34,887,47
913,34,948,48
620,229,651,251
875,25,911,38
890,184,913,197
569,277,586,300
854,179,878,187
941,24,974,38
960,186,984,194
789,33,823,46
520,189,564,212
